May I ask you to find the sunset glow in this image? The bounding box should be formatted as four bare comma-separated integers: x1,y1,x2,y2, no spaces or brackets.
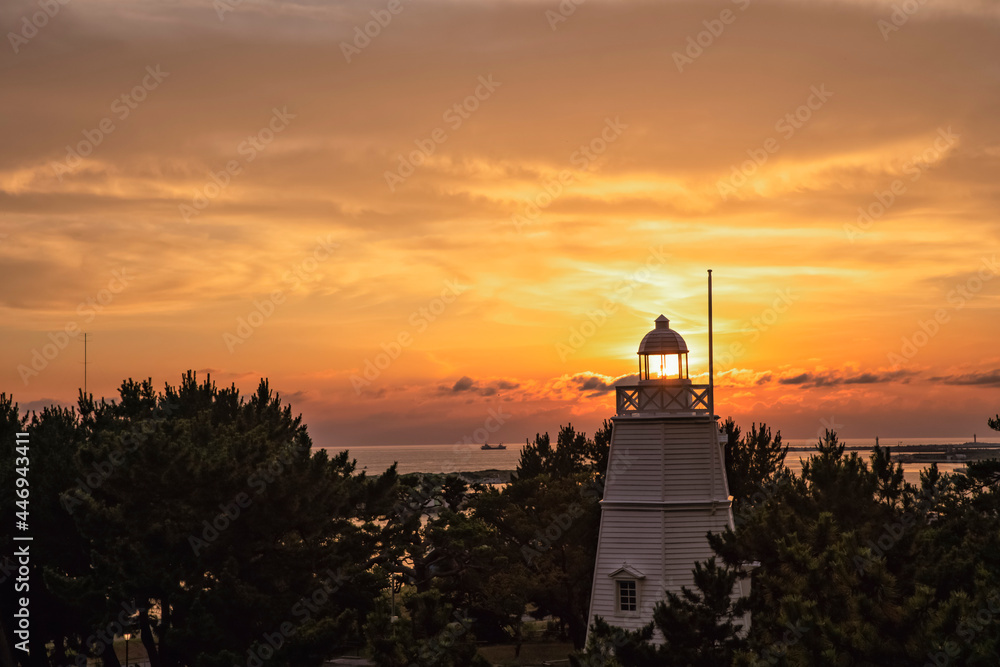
2,0,999,446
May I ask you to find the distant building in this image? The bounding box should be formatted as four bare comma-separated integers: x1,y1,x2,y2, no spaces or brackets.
587,315,746,641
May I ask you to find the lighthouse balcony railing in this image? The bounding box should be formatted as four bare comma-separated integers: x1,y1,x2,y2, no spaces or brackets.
615,384,711,416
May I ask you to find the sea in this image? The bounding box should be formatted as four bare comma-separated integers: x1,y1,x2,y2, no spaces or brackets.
314,437,1000,484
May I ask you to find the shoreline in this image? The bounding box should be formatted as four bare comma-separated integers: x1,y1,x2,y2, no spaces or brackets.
785,442,1000,451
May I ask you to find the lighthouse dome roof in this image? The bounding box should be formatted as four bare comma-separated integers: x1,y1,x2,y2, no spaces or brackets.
637,315,689,355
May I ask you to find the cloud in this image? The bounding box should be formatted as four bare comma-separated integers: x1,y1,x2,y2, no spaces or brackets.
776,369,915,387
359,387,388,400
452,376,476,392
280,389,310,405
568,372,638,396
930,370,1000,387
442,376,521,396
571,366,916,396
3,0,1000,445
715,369,774,387
575,375,615,393
779,373,812,386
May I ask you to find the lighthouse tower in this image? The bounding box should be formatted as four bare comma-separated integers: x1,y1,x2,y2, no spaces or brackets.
586,314,745,638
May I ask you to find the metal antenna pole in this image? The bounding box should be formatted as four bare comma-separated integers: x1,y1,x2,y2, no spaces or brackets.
84,332,87,395
708,270,714,418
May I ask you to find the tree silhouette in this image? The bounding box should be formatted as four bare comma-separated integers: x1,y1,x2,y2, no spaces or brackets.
0,373,395,667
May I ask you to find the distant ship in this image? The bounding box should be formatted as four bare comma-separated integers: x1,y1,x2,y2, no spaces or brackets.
481,442,506,450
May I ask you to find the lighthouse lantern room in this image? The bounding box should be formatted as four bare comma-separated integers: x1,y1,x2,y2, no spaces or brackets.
637,315,689,382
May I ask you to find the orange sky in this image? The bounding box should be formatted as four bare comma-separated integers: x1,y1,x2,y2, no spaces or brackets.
2,0,999,446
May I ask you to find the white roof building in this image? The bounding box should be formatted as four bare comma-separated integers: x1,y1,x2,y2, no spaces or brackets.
586,314,747,640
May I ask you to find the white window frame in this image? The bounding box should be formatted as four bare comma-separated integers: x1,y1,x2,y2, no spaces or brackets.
617,579,638,613
608,563,645,618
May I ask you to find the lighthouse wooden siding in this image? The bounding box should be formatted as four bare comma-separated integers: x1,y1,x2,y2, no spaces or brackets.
603,420,728,501
588,417,741,632
586,315,746,639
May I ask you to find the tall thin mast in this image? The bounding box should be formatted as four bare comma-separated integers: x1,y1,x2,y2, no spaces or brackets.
708,270,714,418
83,332,88,395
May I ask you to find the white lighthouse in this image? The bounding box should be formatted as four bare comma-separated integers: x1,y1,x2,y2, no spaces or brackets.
586,312,745,638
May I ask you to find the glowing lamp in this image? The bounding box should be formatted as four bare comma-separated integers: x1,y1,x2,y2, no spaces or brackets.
636,315,689,383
